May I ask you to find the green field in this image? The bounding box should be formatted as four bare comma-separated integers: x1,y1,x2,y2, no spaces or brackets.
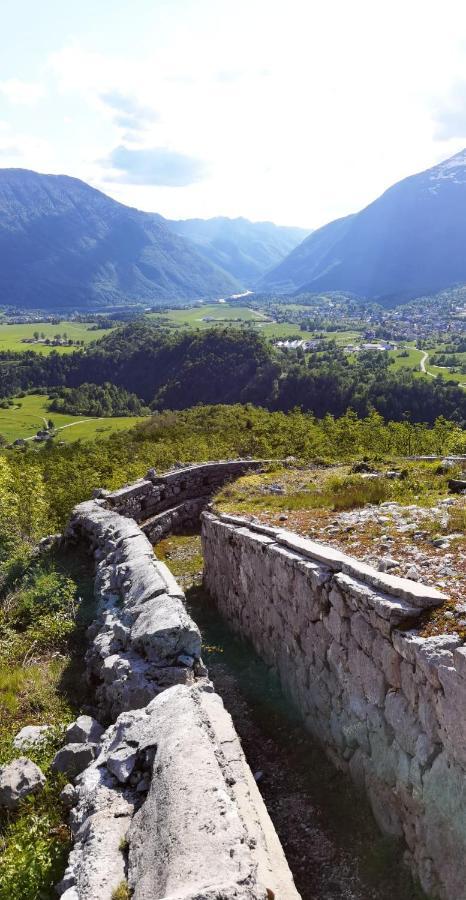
0,322,115,355
0,394,144,443
145,306,364,346
387,346,424,373
386,343,466,386
146,303,267,328
426,363,466,386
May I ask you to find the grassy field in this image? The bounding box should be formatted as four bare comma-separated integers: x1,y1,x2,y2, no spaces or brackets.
387,345,424,373
145,306,364,346
146,303,267,328
0,322,115,355
426,363,466,385
0,394,144,443
387,343,466,385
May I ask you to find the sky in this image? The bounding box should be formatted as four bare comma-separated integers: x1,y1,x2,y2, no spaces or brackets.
2,0,466,228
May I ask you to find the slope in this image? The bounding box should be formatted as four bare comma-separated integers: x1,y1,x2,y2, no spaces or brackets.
261,149,466,304
0,169,239,309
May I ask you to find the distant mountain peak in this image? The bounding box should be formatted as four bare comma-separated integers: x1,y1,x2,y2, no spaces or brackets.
0,167,239,309
428,148,466,183
165,215,310,285
0,167,309,309
260,149,466,304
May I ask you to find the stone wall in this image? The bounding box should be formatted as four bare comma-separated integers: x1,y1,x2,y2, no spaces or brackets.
202,511,466,900
57,476,299,899
102,459,267,525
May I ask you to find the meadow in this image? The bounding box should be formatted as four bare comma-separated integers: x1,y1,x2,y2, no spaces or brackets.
386,342,466,386
387,345,424,373
0,394,144,443
146,304,364,344
146,303,267,328
0,321,115,355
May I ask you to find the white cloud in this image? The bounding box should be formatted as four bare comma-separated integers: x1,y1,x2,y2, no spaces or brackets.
0,79,45,104
102,144,207,186
6,0,466,226
0,128,54,169
432,79,466,140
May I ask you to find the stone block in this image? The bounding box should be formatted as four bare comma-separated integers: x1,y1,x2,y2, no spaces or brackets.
13,724,51,750
415,635,461,688
130,595,201,665
400,660,418,708
66,716,104,745
52,743,99,780
0,757,45,809
350,611,374,655
437,665,466,768
348,640,386,707
373,634,401,688
384,691,420,756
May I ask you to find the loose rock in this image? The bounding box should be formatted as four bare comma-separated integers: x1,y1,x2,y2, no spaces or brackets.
0,757,45,809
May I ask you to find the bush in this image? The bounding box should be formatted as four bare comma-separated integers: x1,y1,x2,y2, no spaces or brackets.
326,475,391,510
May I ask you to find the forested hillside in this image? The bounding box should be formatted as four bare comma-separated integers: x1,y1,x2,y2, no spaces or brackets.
0,169,238,308
2,322,466,424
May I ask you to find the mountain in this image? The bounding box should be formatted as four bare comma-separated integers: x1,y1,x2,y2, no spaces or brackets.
260,149,466,304
165,216,310,284
0,169,239,309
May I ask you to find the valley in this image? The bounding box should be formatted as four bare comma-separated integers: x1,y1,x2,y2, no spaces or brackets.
4,6,466,899
2,145,466,900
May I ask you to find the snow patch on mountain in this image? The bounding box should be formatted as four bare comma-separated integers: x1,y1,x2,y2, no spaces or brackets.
429,149,466,183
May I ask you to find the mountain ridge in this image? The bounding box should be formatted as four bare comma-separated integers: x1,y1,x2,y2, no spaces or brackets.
0,168,309,310
0,167,242,309
165,215,309,284
260,149,466,304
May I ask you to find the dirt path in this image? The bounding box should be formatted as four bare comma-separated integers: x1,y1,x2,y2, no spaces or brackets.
23,417,104,441
419,350,435,375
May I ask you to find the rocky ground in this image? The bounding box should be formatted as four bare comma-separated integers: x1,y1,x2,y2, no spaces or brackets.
214,464,466,637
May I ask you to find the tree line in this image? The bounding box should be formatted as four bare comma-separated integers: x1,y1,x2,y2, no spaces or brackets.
2,321,466,425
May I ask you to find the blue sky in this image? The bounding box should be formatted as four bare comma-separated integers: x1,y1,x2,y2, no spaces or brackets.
2,0,466,227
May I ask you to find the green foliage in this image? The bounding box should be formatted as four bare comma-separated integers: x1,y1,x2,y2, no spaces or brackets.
0,405,465,536
4,320,466,425
48,382,149,417
3,567,76,633
0,559,78,679
447,503,466,534
324,474,392,510
0,803,70,900
0,546,95,900
0,456,47,565
112,881,130,900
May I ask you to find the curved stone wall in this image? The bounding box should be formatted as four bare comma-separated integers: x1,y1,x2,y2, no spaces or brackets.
57,461,299,900
202,511,466,900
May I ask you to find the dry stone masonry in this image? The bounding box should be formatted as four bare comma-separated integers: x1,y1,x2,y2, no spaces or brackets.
57,461,299,900
201,511,466,900
103,459,266,542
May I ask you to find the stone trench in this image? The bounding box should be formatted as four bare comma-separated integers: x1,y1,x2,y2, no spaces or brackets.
48,461,466,900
